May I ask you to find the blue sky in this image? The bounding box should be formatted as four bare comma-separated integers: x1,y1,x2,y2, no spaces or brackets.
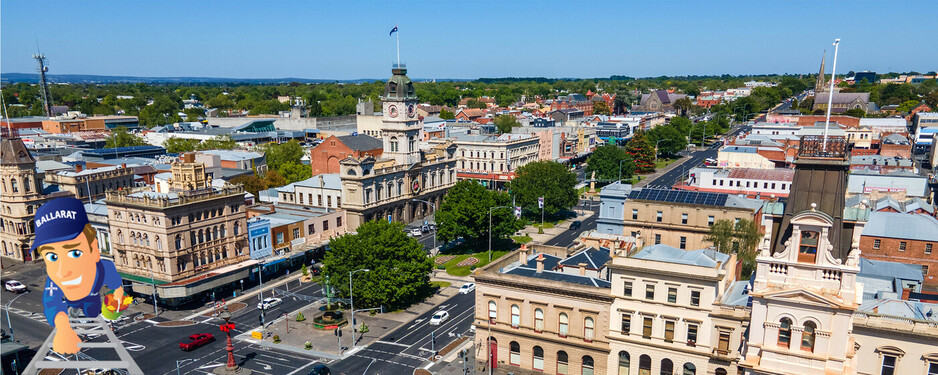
2,0,935,80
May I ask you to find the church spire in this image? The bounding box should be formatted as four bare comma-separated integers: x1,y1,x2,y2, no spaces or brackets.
815,50,827,93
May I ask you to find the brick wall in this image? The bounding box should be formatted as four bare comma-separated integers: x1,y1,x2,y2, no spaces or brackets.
860,235,937,286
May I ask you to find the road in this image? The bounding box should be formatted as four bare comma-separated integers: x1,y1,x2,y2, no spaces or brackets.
330,290,476,375
641,122,750,188
543,199,598,247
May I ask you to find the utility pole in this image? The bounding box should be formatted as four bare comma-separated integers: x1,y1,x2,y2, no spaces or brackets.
4,291,29,342
412,199,437,250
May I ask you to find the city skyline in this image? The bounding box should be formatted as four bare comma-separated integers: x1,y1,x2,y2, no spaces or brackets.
2,0,936,80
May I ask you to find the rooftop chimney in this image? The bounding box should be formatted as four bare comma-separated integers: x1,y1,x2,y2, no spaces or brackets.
578,263,587,275
519,244,529,263
535,253,545,273
75,164,83,173
183,153,195,163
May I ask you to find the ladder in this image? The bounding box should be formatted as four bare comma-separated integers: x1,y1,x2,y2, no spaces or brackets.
21,316,143,375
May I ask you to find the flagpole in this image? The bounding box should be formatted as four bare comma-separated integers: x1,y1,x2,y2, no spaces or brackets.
396,26,400,66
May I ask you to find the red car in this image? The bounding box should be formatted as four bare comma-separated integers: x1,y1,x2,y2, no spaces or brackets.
179,333,215,351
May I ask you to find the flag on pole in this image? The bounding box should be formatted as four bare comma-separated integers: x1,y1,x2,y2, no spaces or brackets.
389,26,398,36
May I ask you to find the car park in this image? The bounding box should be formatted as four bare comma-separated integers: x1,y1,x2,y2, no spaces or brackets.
458,282,476,294
179,333,215,351
257,297,283,310
429,310,449,325
4,280,27,293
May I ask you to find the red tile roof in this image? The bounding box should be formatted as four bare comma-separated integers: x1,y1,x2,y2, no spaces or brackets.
727,168,794,181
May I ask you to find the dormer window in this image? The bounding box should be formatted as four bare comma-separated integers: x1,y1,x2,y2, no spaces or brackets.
798,231,819,263
388,82,398,94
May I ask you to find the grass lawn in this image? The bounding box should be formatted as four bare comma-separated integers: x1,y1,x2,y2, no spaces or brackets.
511,235,533,244
429,281,451,289
434,250,510,277
654,156,681,170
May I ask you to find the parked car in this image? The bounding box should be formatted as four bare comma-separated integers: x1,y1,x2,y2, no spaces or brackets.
429,310,449,325
179,333,215,351
569,221,582,230
421,225,431,233
458,282,476,294
257,297,283,310
409,228,423,236
428,223,437,231
307,363,332,375
4,280,27,293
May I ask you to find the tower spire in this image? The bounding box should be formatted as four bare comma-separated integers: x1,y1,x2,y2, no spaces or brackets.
815,50,827,93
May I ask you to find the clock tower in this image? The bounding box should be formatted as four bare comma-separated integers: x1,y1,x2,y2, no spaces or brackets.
381,64,421,165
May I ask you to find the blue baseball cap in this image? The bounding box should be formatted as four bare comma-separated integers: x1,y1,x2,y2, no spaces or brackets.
31,197,90,251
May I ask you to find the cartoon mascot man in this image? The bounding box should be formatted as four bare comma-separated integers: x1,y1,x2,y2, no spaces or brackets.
33,197,124,354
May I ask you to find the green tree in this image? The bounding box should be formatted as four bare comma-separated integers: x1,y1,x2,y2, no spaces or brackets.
624,131,655,174
436,180,523,245
198,135,237,150
439,109,455,120
705,220,735,254
264,140,306,172
494,115,520,134
322,220,433,309
585,144,630,181
672,97,693,117
104,126,148,148
668,116,693,135
466,98,487,109
278,161,312,183
896,100,920,113
184,108,205,122
593,101,611,115
163,137,199,153
843,108,867,118
230,174,268,197
509,161,578,217
646,124,689,155
734,219,762,277
263,169,288,188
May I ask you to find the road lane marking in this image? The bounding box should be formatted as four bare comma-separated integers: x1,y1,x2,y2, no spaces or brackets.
374,340,409,348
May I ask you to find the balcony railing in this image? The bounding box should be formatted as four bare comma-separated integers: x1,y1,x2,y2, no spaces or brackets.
798,135,846,159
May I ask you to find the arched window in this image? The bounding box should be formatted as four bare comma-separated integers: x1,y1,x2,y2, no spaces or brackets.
534,308,544,332
558,313,569,337
347,169,357,176
389,137,399,152
144,234,149,247
618,351,630,375
584,317,595,342
198,229,204,244
557,351,569,375
408,136,415,152
510,305,520,327
509,341,520,366
639,355,652,374
213,226,219,241
801,321,817,352
778,318,793,348
532,346,544,371
221,225,226,237
488,301,497,322
117,230,123,244
682,363,696,375
0,179,5,193
155,236,161,250
581,355,594,375
715,369,727,375
131,232,137,245
661,358,674,375
11,178,18,192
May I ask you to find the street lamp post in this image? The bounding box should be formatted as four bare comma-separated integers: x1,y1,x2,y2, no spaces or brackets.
176,359,195,375
412,199,437,250
148,267,158,316
655,139,672,165
4,291,29,342
618,159,629,182
488,205,511,262
349,268,371,348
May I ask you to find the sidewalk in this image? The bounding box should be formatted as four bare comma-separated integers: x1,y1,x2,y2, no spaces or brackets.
428,337,475,375
523,210,595,244
240,280,462,360
634,155,691,188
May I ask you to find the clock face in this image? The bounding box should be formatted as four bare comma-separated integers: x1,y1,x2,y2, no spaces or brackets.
388,105,399,118
407,104,416,118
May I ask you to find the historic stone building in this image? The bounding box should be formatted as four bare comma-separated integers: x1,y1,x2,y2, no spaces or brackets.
0,138,62,263
636,90,688,112
105,154,249,305
44,163,136,202
474,244,613,375
338,65,458,230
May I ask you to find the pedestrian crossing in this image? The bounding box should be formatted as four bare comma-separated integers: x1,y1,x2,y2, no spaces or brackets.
3,306,47,322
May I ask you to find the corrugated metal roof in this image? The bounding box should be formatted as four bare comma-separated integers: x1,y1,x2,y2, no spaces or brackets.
631,244,729,267
862,211,938,242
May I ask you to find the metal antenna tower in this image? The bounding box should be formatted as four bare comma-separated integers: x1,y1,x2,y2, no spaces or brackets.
33,51,53,117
